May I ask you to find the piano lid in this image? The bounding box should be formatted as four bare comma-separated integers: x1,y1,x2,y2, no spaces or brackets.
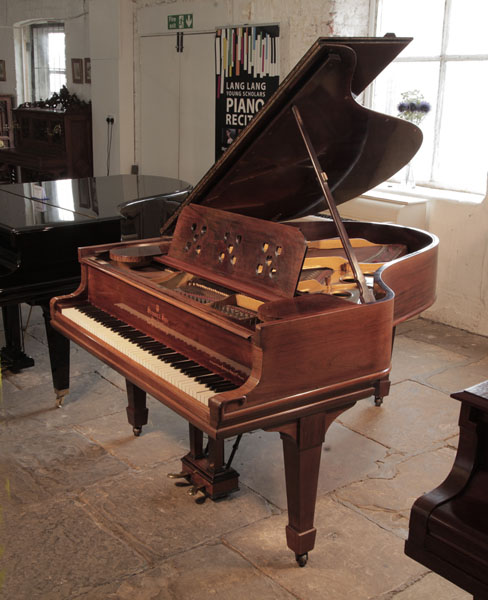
0,175,190,232
187,36,422,222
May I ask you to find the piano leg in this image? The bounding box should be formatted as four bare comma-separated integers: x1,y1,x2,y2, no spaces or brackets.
275,406,355,566
181,424,240,500
1,304,35,372
375,327,397,406
189,424,205,459
374,377,390,407
41,303,70,406
125,380,148,436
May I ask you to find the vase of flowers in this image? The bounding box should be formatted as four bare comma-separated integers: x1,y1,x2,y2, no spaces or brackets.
397,90,431,188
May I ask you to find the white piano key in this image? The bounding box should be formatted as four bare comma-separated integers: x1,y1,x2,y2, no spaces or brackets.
61,306,231,406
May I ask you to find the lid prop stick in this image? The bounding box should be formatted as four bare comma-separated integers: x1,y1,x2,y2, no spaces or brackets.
292,104,375,304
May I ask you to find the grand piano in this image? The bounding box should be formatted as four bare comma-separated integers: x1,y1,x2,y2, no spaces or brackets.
50,37,438,565
0,174,191,401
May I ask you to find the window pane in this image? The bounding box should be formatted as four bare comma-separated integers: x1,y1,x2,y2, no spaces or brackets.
435,60,488,193
377,0,445,57
372,61,439,182
50,72,67,94
447,0,488,55
32,24,65,100
48,32,65,71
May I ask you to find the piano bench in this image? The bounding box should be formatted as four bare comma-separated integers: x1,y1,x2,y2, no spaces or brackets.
405,380,488,599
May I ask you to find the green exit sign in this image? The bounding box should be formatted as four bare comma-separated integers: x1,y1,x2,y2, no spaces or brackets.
168,14,193,30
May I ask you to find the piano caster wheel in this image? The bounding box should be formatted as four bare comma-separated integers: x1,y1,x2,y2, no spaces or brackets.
374,396,383,407
296,552,308,567
55,390,68,408
133,426,142,437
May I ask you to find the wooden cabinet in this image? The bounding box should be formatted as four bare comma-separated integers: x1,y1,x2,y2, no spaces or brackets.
0,95,14,182
0,87,93,183
0,95,14,148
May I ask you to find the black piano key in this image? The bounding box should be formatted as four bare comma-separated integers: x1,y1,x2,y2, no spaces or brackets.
134,336,153,344
174,363,210,376
104,320,124,327
170,360,195,369
177,360,197,369
100,319,123,327
210,382,238,392
181,365,209,376
156,348,178,357
148,347,170,356
126,332,148,341
85,309,109,320
131,338,163,350
160,353,186,364
78,304,97,313
141,341,166,350
196,374,225,385
120,330,142,339
76,304,243,392
112,324,133,333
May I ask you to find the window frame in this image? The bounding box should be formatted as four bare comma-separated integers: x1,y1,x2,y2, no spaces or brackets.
29,22,66,102
368,0,488,196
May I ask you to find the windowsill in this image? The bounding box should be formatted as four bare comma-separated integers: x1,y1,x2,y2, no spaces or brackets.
363,182,486,205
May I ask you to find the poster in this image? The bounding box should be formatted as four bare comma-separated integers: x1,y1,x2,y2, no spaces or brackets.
215,25,280,160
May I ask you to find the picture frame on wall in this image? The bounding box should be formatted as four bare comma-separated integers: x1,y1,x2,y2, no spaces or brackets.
84,58,91,84
71,58,83,84
0,60,6,82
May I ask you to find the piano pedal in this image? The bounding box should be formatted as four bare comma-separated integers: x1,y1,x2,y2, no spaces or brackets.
167,471,192,487
168,470,190,479
188,485,207,503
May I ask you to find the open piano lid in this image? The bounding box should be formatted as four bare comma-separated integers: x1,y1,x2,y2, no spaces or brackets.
187,36,422,222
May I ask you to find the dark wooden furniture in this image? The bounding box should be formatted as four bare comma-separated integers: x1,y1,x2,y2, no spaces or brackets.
50,37,438,565
405,381,488,599
0,95,14,148
0,174,191,404
0,95,14,182
0,88,92,183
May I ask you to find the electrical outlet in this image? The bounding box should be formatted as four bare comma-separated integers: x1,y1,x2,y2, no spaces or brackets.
106,114,115,124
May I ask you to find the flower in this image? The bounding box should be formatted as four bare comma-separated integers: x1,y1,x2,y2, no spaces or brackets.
397,90,431,126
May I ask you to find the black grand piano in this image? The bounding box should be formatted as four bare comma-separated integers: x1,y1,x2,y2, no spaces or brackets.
0,174,190,403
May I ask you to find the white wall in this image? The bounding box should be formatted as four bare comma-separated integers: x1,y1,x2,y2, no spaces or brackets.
89,0,134,176
132,0,368,182
135,0,369,94
423,194,488,337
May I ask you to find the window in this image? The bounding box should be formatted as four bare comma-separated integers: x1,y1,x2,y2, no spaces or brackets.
371,0,488,194
28,23,66,102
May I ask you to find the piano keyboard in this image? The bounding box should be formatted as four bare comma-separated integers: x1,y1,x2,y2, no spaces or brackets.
61,304,240,406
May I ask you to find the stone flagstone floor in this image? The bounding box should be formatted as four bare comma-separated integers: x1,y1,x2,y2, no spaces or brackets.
1,305,488,599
